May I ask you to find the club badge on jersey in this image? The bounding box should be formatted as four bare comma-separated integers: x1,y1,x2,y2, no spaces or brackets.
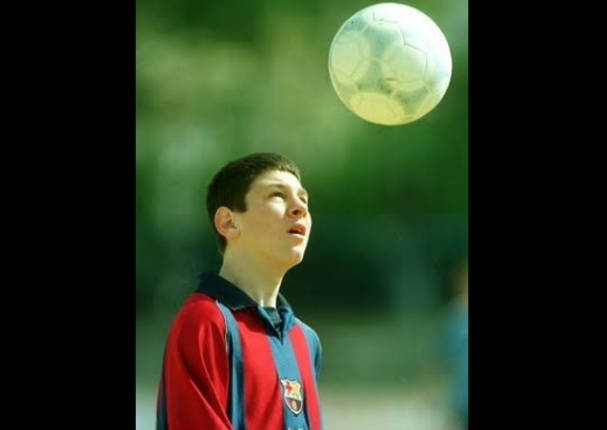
280,379,304,415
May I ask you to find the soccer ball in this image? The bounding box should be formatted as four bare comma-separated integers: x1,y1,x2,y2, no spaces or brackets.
328,2,452,126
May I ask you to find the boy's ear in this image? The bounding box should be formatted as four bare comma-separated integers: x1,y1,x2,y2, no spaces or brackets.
214,207,239,240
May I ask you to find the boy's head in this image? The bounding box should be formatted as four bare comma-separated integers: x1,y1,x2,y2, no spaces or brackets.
206,153,308,260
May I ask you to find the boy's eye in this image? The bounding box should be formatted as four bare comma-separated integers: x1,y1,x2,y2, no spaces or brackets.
269,191,308,205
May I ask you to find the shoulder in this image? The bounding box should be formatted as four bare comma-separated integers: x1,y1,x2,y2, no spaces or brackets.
294,318,322,349
170,292,227,339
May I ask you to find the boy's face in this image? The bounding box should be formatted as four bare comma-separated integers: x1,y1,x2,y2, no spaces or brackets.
231,169,311,268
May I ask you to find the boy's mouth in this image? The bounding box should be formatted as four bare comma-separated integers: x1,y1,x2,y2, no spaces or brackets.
288,223,307,236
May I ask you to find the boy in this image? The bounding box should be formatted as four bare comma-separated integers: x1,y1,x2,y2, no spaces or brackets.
156,153,322,430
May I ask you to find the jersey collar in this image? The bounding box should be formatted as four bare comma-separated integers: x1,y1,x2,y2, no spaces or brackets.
196,272,293,312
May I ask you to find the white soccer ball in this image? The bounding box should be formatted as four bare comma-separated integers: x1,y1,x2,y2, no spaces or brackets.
328,2,452,126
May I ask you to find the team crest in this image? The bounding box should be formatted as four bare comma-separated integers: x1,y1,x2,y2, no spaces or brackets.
280,379,304,415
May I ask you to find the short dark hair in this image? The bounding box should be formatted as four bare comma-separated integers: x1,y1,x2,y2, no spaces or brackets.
206,152,301,254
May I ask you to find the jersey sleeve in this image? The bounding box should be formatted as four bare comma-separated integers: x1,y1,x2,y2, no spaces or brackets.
157,297,232,430
296,319,323,381
311,328,322,380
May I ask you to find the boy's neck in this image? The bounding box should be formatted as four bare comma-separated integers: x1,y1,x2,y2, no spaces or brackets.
218,251,285,308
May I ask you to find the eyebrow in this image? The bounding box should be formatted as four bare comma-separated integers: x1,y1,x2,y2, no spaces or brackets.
263,182,308,197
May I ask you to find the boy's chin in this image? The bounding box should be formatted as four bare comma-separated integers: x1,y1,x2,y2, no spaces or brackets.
283,248,306,268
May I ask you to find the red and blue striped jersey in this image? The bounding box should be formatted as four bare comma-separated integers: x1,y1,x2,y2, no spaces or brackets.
156,273,323,430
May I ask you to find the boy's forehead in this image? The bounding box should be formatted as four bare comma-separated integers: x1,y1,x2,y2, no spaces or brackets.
252,170,305,190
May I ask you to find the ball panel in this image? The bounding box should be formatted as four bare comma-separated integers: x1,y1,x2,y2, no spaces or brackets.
392,86,430,117
381,43,427,88
330,30,371,85
349,91,406,125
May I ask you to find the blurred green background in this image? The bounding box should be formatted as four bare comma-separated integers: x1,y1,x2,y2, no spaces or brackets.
136,0,468,428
